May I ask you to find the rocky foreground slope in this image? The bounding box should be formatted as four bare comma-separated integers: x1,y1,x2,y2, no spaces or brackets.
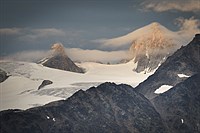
152,73,200,133
1,72,200,133
0,83,167,133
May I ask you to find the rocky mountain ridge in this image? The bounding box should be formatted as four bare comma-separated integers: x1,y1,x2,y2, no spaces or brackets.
136,34,200,99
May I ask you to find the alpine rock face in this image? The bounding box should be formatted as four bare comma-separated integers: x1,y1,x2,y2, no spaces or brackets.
136,34,200,100
40,43,85,73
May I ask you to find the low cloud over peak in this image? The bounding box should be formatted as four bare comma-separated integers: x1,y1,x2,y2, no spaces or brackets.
175,17,200,32
94,17,200,49
1,46,131,64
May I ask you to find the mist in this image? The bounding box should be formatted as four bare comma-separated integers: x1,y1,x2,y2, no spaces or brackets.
1,47,131,64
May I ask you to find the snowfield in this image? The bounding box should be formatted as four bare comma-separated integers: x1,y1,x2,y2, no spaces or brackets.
0,60,152,111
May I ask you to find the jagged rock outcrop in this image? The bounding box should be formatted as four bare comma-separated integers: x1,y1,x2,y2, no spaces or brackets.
152,74,200,133
136,34,200,99
0,82,167,133
42,43,84,73
38,80,53,90
0,69,9,83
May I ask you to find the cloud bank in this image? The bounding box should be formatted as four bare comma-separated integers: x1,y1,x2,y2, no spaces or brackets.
142,0,200,12
2,47,131,64
65,48,131,63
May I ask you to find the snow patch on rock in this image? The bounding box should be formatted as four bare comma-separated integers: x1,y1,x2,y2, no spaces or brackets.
154,85,173,94
178,74,190,78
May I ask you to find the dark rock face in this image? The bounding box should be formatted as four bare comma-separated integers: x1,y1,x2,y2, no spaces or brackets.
38,80,53,90
43,55,84,73
0,69,9,83
152,74,200,133
136,34,200,99
0,83,167,133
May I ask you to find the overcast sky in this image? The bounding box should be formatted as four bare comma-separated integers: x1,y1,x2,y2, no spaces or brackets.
0,0,199,57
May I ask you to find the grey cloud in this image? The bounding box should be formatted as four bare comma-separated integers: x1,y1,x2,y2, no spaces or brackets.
0,28,66,42
0,28,22,35
18,28,66,42
142,0,200,12
31,28,66,38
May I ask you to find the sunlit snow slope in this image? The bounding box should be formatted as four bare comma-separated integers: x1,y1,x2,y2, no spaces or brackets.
0,60,152,110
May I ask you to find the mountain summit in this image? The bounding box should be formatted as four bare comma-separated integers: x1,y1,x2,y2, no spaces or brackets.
101,22,192,73
40,43,84,73
129,22,180,72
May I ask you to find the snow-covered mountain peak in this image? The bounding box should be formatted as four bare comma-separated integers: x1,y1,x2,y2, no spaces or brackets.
127,23,180,73
146,22,165,33
132,22,176,42
129,23,176,55
100,22,178,48
95,22,184,73
148,22,168,39
149,22,167,31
